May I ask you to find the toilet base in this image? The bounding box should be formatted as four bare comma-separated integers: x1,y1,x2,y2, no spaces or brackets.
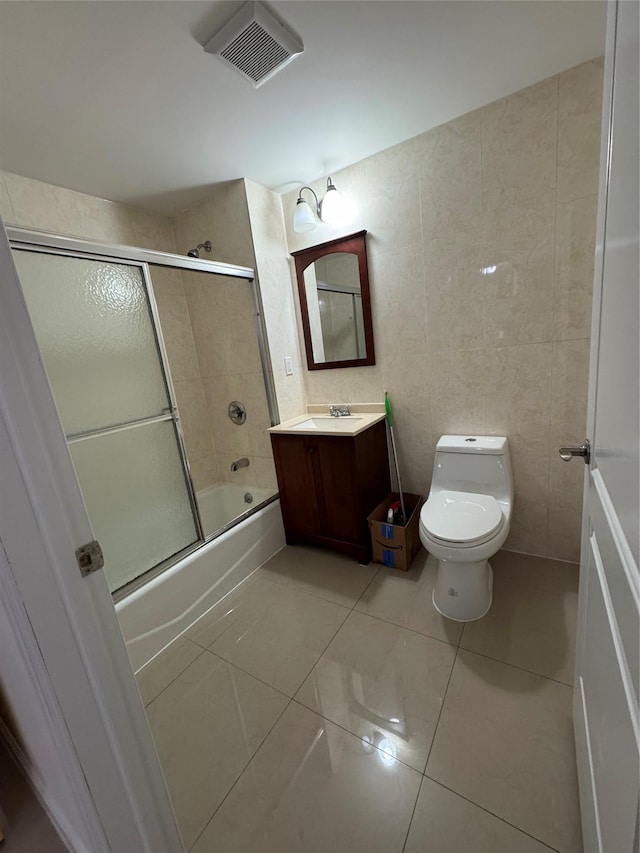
432,558,493,622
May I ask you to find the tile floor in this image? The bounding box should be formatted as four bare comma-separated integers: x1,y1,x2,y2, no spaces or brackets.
138,546,582,853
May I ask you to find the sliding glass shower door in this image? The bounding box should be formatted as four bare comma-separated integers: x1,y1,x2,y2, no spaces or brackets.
12,249,200,593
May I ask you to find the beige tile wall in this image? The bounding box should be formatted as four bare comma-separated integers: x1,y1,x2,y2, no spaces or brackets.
0,170,176,251
276,59,603,561
171,181,255,269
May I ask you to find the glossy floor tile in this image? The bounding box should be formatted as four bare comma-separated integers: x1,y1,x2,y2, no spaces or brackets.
142,545,582,853
426,649,581,853
295,610,456,772
191,702,422,853
490,549,579,592
145,650,288,850
460,552,578,684
187,573,350,696
259,544,379,608
355,550,463,645
135,635,203,706
405,778,554,853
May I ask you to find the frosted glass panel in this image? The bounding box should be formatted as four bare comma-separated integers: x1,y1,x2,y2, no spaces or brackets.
70,421,198,592
14,250,169,435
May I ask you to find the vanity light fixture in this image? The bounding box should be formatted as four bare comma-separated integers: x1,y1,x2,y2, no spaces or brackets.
293,177,347,232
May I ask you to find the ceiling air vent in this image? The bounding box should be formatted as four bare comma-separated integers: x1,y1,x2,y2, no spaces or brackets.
204,1,303,88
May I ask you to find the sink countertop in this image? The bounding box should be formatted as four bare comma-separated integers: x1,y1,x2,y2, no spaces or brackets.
268,404,386,437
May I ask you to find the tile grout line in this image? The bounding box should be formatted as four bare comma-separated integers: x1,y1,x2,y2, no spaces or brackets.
455,645,574,688
352,603,460,649
263,569,378,611
200,646,293,701
288,696,423,777
142,644,208,709
287,696,427,781
352,563,381,609
351,558,465,648
422,645,459,776
402,645,460,853
186,691,296,853
184,635,210,652
422,775,562,853
400,775,425,853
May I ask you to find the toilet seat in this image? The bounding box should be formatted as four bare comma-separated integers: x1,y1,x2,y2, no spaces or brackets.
420,490,503,546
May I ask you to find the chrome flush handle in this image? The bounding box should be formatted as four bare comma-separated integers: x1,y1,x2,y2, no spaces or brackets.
559,439,591,464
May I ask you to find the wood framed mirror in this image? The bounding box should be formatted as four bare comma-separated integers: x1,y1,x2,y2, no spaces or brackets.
292,230,375,370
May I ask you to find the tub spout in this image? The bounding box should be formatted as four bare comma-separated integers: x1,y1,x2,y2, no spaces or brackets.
230,457,250,472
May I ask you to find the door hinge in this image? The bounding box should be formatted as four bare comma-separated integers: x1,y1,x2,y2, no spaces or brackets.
75,540,104,578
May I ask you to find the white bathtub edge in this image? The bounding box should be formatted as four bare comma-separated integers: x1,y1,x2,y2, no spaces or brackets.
116,499,285,672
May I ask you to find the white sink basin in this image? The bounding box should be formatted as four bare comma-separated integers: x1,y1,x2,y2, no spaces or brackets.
289,417,364,431
268,410,386,437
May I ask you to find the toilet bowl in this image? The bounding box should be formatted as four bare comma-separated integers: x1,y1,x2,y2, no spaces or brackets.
419,436,513,621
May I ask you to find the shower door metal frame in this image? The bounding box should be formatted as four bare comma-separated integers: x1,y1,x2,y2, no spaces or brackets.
8,227,281,601
7,226,257,277
7,226,280,427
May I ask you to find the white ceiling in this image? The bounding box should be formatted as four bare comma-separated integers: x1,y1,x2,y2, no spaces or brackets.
0,1,606,216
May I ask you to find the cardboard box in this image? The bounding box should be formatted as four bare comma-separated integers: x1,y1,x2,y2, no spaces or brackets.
368,492,424,571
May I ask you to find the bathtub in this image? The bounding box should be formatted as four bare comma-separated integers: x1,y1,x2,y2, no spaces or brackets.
116,490,285,672
197,481,276,538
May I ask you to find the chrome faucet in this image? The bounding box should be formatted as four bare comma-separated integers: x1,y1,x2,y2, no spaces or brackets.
329,405,351,417
230,457,249,471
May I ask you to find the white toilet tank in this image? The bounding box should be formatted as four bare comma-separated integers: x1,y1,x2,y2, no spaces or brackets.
431,436,513,502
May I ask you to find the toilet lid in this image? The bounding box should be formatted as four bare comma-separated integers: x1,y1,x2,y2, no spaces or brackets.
420,490,503,545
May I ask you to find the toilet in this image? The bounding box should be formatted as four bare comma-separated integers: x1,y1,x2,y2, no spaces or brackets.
419,435,513,621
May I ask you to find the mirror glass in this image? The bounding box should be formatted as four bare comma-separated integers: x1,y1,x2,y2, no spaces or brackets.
293,231,375,370
303,252,366,363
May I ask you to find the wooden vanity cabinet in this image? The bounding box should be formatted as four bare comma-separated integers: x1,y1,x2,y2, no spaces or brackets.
270,419,390,562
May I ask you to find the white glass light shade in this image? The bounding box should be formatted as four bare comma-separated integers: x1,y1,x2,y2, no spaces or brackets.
320,184,346,224
293,199,317,233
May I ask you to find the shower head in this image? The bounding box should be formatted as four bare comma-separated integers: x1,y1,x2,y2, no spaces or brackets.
187,240,212,258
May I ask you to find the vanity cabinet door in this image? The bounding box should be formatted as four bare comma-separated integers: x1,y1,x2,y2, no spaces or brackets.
271,434,319,536
314,436,360,544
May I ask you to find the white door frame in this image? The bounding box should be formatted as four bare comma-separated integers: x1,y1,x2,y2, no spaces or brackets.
0,218,183,851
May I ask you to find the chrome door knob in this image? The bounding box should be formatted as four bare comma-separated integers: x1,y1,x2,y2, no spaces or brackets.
559,439,591,464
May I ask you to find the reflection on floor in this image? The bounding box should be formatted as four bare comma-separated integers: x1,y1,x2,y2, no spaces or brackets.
137,546,581,853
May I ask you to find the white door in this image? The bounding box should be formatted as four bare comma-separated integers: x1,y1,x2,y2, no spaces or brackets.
571,2,639,851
